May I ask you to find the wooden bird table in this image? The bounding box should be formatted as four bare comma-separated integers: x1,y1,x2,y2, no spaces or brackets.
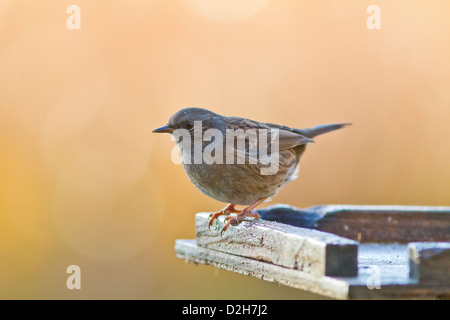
174,205,450,299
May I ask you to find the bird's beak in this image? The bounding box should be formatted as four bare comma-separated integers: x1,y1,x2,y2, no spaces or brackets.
152,124,175,134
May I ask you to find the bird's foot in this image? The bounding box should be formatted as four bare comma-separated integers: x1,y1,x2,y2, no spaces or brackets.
216,197,267,235
220,210,261,236
208,204,242,230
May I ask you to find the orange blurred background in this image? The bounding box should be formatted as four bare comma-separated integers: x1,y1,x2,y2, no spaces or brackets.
1,0,449,299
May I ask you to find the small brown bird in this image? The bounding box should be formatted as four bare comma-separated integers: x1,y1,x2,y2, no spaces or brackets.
153,108,349,233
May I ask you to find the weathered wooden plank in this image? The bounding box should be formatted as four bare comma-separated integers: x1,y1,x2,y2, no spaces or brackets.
175,240,450,299
196,212,358,277
258,204,450,243
175,205,450,299
408,242,450,283
175,239,350,300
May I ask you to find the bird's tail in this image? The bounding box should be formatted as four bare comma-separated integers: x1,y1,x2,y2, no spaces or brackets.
294,123,351,138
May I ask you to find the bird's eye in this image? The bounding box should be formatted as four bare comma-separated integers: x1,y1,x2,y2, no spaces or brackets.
185,122,194,130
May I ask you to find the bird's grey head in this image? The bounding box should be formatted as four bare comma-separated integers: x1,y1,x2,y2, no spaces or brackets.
153,107,225,134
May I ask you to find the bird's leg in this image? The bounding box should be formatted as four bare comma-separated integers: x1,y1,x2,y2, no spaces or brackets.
221,197,267,235
208,204,242,230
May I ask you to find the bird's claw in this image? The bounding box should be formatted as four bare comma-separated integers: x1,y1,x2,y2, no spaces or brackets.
208,211,223,231
208,204,242,233
208,217,221,232
219,216,239,237
208,202,264,236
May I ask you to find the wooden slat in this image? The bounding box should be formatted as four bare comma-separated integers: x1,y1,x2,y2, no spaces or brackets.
175,205,450,299
258,204,450,243
408,242,450,283
196,212,358,277
175,239,351,300
175,240,450,299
